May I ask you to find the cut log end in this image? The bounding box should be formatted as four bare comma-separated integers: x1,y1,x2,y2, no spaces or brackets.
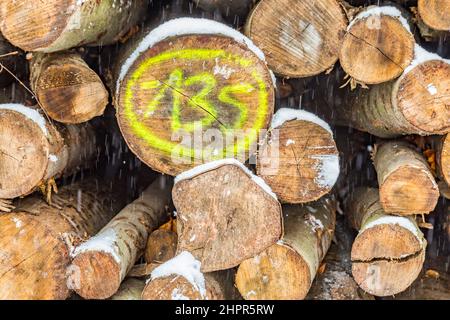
70,251,122,300
117,34,274,176
341,15,414,84
0,108,49,199
245,0,347,77
351,224,426,296
0,0,72,51
33,55,109,124
145,229,178,264
173,163,282,272
395,60,450,135
379,165,439,214
418,0,450,31
257,119,339,203
0,212,69,300
235,243,311,300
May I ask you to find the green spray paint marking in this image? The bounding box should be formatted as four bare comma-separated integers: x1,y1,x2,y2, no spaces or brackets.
123,48,271,159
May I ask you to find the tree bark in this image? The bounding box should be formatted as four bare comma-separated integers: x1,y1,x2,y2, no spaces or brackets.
257,108,339,203
310,47,450,137
244,0,347,78
145,229,178,264
173,160,282,272
235,195,336,300
346,187,426,297
0,179,126,299
0,103,97,200
374,141,439,215
340,5,415,84
0,0,149,52
69,177,173,299
113,18,275,176
30,52,108,124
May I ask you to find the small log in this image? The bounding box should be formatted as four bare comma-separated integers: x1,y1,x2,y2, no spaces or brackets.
244,0,347,78
0,0,149,52
340,5,415,84
30,52,108,124
69,177,173,299
313,45,450,137
374,141,439,215
173,159,282,272
417,0,450,32
145,229,178,264
142,251,236,300
257,108,339,203
0,103,96,200
346,187,427,297
0,179,126,299
110,278,145,301
235,196,336,300
114,18,275,176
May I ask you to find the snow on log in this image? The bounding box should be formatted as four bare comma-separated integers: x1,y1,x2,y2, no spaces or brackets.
257,108,339,203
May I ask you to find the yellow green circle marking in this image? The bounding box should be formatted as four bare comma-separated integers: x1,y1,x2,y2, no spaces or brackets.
123,48,271,160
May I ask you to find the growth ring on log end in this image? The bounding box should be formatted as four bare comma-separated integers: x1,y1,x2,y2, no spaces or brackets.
418,0,450,31
394,59,450,135
244,0,347,78
115,18,275,176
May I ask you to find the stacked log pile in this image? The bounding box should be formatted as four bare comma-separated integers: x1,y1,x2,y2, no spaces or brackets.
0,0,448,301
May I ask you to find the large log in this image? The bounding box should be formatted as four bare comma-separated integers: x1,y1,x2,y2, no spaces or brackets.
257,108,339,203
69,177,172,299
30,52,108,124
312,45,450,137
374,141,439,215
173,159,282,272
346,187,426,297
244,0,347,78
417,0,450,32
340,5,415,84
436,134,450,187
0,179,126,299
0,0,149,52
235,196,336,300
0,103,96,200
142,251,236,300
113,18,275,176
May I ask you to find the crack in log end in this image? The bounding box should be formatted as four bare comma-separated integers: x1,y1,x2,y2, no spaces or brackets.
351,248,424,264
